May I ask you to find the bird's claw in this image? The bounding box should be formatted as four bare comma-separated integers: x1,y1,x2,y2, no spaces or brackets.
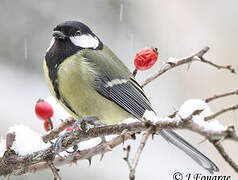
73,116,99,132
53,116,100,152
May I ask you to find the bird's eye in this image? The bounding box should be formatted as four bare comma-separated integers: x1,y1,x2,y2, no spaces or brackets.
75,30,82,36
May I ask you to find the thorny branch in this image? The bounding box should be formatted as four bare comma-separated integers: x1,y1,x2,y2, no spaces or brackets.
0,46,238,179
212,141,238,173
128,128,154,180
48,162,63,180
141,46,235,87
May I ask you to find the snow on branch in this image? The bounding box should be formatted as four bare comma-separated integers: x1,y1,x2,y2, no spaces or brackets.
0,47,238,179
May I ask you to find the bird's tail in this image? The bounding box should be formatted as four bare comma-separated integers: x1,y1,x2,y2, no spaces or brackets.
159,129,219,174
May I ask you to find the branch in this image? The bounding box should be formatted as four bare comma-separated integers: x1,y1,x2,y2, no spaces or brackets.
200,57,236,74
129,128,153,180
205,104,238,121
0,46,237,178
48,162,62,180
205,89,238,103
43,117,75,143
1,111,237,177
141,46,235,87
212,141,238,173
13,130,133,175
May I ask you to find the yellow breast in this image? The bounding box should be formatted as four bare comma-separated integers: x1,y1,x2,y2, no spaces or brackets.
43,54,132,125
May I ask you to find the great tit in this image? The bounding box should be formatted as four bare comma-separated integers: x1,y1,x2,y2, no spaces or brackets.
44,21,218,173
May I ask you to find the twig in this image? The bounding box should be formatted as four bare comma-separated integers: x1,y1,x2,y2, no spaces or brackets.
129,128,153,180
141,46,235,87
205,89,238,103
2,111,238,176
48,162,62,180
15,130,133,175
1,47,238,177
6,133,15,151
212,141,238,173
42,117,75,143
200,57,236,74
205,104,238,121
141,46,210,87
123,145,133,171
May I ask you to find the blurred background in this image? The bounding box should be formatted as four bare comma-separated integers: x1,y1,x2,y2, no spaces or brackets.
0,0,238,179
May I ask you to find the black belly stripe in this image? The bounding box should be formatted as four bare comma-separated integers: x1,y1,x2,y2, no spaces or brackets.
45,38,103,116
45,39,81,115
61,96,77,115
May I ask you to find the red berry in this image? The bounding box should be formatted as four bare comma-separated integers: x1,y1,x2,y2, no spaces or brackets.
44,119,51,131
35,100,54,120
66,126,79,132
134,47,158,71
66,126,73,132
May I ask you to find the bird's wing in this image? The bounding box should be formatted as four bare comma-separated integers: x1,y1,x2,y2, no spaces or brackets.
81,46,219,173
82,46,153,119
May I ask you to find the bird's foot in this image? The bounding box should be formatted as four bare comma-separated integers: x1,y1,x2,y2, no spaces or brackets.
53,116,100,152
73,116,99,132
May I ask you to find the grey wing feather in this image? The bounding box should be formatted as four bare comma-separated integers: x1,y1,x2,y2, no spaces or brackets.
83,47,219,173
97,75,153,118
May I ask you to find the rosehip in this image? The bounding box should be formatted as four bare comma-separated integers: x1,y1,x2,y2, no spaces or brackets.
134,47,158,71
35,100,54,120
44,119,51,131
66,126,73,132
66,126,79,132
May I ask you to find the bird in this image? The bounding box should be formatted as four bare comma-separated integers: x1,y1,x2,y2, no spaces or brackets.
44,21,219,173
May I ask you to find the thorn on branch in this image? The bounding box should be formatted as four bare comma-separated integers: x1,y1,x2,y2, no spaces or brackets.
48,162,62,180
6,133,15,152
87,157,92,166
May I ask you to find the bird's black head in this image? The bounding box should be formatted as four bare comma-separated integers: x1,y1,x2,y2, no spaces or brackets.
53,21,94,38
46,21,103,53
45,21,103,101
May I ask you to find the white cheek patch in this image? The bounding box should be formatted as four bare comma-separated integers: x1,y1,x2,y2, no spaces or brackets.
69,34,99,49
46,38,55,52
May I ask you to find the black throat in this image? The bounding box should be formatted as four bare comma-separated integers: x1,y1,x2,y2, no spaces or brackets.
45,39,81,100
45,39,81,115
45,38,103,115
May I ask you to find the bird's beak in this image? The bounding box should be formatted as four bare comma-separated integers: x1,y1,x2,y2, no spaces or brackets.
52,31,66,40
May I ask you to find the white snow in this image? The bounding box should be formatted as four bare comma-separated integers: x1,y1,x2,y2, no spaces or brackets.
177,99,226,132
193,56,201,61
167,57,180,64
143,110,179,124
77,137,101,150
143,110,158,123
158,116,177,123
0,137,6,157
105,135,118,141
120,117,139,124
193,116,227,133
178,99,213,119
8,125,50,156
45,96,71,128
